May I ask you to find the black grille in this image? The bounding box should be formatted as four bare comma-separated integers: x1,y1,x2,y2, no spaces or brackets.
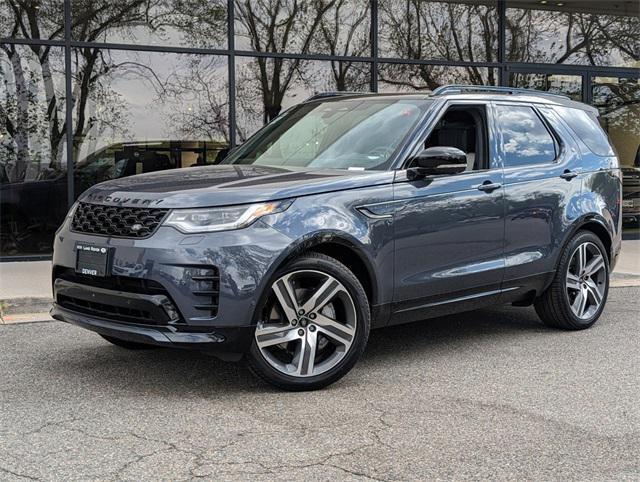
54,268,183,326
71,202,169,238
55,268,167,295
58,294,159,325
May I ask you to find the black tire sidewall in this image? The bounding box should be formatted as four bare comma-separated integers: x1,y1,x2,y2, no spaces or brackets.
247,253,370,391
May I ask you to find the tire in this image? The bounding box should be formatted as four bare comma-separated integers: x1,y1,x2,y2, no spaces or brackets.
100,334,159,350
535,231,610,330
246,252,370,391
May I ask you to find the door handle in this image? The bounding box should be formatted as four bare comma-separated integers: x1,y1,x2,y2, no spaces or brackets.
560,169,578,180
477,181,502,192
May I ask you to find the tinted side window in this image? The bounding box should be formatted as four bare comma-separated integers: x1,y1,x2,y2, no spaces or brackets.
554,106,615,157
496,105,556,166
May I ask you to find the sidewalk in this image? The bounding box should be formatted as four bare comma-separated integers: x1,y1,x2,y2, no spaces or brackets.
1,240,639,324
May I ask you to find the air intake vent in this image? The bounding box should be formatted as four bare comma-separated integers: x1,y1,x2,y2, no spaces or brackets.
189,267,220,317
71,202,169,238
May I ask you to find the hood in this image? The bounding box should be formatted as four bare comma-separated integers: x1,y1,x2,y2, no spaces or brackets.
79,165,394,208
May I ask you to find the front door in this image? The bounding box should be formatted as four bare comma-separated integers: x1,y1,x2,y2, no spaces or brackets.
391,101,505,324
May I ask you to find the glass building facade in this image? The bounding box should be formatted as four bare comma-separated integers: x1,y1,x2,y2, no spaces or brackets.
1,0,638,258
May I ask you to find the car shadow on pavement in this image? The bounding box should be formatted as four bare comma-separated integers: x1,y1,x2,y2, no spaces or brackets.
40,303,552,395
362,304,547,366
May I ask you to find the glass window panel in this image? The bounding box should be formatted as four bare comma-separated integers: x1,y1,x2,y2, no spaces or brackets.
0,0,64,40
227,98,431,170
71,0,227,49
554,106,614,157
508,72,582,101
495,104,556,166
0,44,67,256
592,77,640,168
235,56,371,141
378,1,498,62
506,3,640,67
378,63,496,92
71,49,229,196
234,0,371,56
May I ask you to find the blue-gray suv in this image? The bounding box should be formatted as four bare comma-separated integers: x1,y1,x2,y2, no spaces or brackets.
51,86,622,390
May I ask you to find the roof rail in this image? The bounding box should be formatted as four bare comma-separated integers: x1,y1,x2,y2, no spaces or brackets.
304,91,371,102
432,84,570,100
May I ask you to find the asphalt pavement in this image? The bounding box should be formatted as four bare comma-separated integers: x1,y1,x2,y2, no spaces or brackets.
1,287,638,481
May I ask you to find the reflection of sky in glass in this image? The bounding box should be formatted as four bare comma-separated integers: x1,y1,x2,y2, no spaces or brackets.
496,106,555,166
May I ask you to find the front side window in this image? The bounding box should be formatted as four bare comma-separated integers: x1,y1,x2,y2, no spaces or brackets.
225,98,432,170
416,104,489,172
496,105,556,167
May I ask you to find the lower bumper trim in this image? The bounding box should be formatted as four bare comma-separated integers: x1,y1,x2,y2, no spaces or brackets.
50,304,253,355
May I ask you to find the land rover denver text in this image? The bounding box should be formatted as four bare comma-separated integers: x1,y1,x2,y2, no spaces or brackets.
51,86,622,390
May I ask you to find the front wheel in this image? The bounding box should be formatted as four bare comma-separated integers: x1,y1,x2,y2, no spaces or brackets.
535,231,609,330
246,253,370,391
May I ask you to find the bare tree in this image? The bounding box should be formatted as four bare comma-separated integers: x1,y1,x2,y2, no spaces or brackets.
378,0,498,90
506,8,640,66
235,0,337,124
160,55,230,142
313,0,371,91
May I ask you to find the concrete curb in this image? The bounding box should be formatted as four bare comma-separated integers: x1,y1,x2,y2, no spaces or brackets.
0,297,52,324
1,297,52,316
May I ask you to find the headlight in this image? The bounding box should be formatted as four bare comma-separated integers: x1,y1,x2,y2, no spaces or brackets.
66,201,79,219
163,200,292,234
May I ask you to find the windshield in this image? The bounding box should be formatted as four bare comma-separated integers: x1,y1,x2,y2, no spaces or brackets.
224,98,432,170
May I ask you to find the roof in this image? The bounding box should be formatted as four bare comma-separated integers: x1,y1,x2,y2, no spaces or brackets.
304,85,597,114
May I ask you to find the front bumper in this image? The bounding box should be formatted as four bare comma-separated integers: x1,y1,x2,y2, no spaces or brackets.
52,218,295,351
51,303,253,358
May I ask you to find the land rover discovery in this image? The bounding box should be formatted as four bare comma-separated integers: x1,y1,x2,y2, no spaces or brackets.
51,86,622,390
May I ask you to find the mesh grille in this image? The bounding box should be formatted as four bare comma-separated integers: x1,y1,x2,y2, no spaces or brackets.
71,202,169,238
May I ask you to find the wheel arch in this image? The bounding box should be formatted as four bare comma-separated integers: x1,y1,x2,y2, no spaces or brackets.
284,232,378,306
257,230,379,312
562,215,613,266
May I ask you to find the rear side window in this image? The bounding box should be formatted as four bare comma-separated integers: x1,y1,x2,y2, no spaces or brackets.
495,105,556,167
554,106,614,157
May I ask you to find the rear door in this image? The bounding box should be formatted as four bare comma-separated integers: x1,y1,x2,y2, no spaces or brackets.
495,102,583,292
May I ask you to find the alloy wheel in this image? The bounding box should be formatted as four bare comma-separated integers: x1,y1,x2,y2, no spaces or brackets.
566,241,607,320
254,270,357,378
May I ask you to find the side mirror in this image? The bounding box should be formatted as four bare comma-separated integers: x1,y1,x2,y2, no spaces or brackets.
407,146,468,180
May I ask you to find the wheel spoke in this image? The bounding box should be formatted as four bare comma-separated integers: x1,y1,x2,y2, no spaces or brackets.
272,275,299,322
576,243,588,274
314,313,355,347
585,279,603,306
255,326,299,349
301,276,342,314
584,254,605,278
571,288,588,318
566,272,581,291
254,323,291,337
295,330,317,376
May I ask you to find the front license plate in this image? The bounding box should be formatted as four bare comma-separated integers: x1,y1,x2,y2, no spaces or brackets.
75,243,110,277
622,200,633,208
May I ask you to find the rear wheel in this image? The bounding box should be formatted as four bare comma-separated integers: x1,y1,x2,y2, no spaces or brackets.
247,253,370,391
535,231,609,330
100,334,159,350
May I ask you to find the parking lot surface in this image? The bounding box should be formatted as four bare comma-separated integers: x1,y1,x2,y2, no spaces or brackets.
1,287,638,481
